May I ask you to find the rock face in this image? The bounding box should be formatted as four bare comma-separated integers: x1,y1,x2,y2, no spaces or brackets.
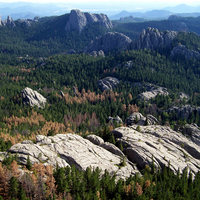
0,15,16,27
97,77,120,91
84,32,132,54
65,9,113,33
171,44,200,60
112,125,200,175
167,105,200,120
8,134,139,180
21,87,47,108
126,112,159,126
182,123,200,146
133,27,177,51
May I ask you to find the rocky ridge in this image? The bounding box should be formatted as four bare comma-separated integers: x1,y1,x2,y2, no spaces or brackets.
7,133,139,180
84,32,132,54
21,87,47,108
112,125,200,175
65,9,113,33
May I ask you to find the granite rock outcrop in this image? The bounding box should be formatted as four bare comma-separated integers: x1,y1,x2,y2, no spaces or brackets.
112,125,200,175
167,105,200,120
133,27,177,51
97,77,120,91
0,15,15,27
7,133,139,180
84,32,132,54
126,112,159,126
65,9,113,33
137,84,169,101
171,44,200,60
21,87,47,108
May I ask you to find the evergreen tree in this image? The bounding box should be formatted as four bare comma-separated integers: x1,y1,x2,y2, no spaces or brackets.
26,155,32,170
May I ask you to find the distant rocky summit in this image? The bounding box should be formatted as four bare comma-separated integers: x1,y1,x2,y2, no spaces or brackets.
7,133,139,180
65,9,113,33
84,32,132,54
171,44,200,60
21,87,46,108
133,27,177,51
17,17,39,27
113,125,200,175
0,15,15,27
97,77,120,91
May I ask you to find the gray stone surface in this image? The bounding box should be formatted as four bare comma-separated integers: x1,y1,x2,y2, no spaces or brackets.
112,125,200,175
179,92,190,100
181,123,200,146
133,27,177,51
108,116,123,124
84,32,132,54
167,105,200,120
65,9,113,33
90,50,105,57
126,113,159,126
7,133,139,180
86,134,104,145
21,87,47,108
171,44,200,60
97,77,120,91
1,15,16,27
138,86,169,101
100,142,125,157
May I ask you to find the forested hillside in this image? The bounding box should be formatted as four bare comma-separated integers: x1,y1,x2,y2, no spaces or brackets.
1,11,200,199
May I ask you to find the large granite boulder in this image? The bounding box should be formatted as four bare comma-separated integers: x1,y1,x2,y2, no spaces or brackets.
65,9,113,33
133,27,177,51
97,77,120,91
7,133,139,180
84,32,132,54
126,113,159,126
112,125,200,175
21,87,47,108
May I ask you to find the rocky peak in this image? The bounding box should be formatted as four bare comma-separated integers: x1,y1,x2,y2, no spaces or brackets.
0,15,16,27
65,9,113,33
84,32,132,54
134,27,177,50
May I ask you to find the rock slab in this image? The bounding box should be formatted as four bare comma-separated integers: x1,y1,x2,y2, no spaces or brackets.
8,134,139,180
112,125,200,175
